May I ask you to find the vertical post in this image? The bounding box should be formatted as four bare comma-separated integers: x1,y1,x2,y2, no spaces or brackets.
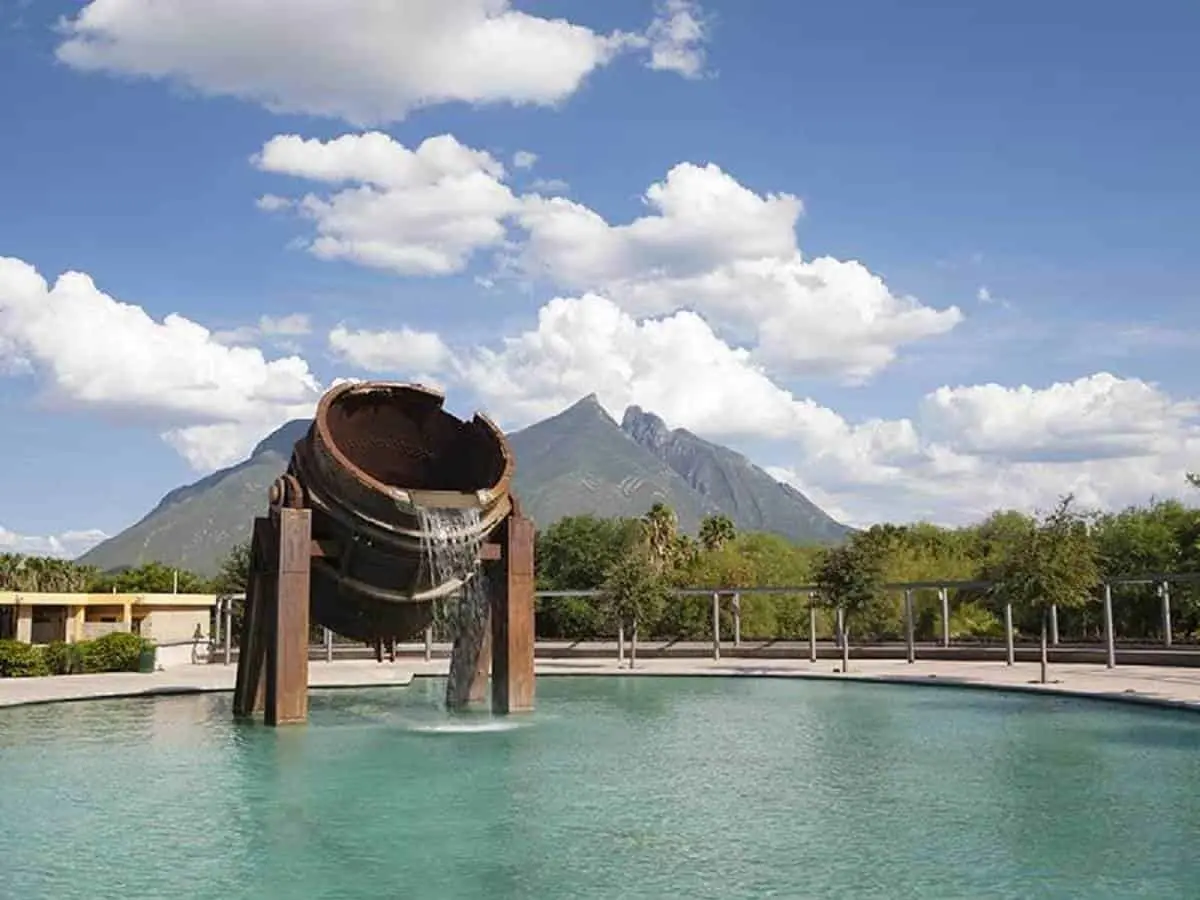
265,508,312,727
324,627,333,663
222,596,232,666
940,587,950,648
1049,604,1059,646
1160,582,1173,649
1004,603,1014,666
423,622,433,662
1103,582,1115,669
467,626,492,705
835,608,844,650
904,588,915,664
617,622,625,666
173,570,179,594
631,618,638,669
233,519,271,717
808,594,817,663
491,512,536,714
733,592,741,648
711,592,721,661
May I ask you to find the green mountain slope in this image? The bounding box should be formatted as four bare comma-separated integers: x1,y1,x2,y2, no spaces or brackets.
621,406,851,544
79,395,847,576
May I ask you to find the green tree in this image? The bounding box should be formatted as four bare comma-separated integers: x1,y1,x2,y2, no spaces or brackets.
89,561,208,594
534,515,641,638
814,537,887,672
641,502,679,574
699,514,736,552
990,495,1100,683
598,544,672,668
211,541,252,642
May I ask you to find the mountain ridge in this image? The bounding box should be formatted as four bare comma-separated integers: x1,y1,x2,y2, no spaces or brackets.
79,394,849,575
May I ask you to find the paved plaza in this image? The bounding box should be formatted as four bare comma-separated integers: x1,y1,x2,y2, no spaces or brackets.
4,656,1200,712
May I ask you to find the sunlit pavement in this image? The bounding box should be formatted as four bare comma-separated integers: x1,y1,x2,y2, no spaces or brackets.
5,656,1200,712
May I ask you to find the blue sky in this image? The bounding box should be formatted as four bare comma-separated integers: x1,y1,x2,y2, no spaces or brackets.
1,0,1198,555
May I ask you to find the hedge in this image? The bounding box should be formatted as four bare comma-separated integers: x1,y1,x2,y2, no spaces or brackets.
0,633,153,678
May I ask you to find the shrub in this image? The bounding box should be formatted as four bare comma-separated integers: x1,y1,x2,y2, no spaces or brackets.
77,632,149,673
42,640,86,675
0,639,49,678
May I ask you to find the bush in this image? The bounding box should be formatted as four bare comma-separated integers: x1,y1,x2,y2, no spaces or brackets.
42,641,85,675
77,632,149,673
0,639,49,678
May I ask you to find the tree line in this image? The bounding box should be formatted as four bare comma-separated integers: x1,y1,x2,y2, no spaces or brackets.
4,486,1200,648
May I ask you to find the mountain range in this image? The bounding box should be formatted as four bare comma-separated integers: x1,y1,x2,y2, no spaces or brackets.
79,394,850,576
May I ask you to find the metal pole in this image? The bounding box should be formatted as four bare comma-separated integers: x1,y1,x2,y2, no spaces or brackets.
631,618,638,669
1004,603,1014,666
222,596,232,666
1160,582,1173,648
423,623,433,662
733,592,741,647
808,595,817,663
1103,583,1116,669
324,627,333,663
940,587,950,648
618,622,625,666
711,592,721,661
1049,604,1059,646
904,589,915,664
835,608,844,650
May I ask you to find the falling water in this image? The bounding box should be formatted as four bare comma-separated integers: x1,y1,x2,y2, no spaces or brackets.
415,506,491,711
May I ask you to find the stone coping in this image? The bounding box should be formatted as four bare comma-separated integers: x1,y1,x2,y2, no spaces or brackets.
3,657,1200,714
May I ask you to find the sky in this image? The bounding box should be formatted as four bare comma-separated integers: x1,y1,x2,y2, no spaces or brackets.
1,0,1198,558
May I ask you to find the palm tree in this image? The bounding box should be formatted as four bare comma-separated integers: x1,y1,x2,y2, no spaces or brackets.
699,514,736,552
641,503,679,574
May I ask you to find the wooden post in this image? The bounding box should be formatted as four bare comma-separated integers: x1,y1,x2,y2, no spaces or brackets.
1004,603,1014,667
808,594,817,663
940,588,950,648
467,623,492,706
904,589,915,664
233,519,270,717
1103,583,1116,669
222,597,232,665
711,592,721,661
265,508,311,727
1160,582,1173,648
491,512,535,714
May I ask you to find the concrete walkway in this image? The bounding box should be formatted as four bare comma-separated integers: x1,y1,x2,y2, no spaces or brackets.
4,657,1200,712
0,660,415,708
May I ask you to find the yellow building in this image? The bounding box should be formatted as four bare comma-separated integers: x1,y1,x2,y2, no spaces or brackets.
0,592,218,646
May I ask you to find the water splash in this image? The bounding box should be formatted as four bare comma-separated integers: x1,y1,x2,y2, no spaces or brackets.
416,506,491,711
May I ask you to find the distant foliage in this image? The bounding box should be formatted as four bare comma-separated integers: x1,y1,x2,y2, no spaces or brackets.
0,639,49,677
1,633,151,678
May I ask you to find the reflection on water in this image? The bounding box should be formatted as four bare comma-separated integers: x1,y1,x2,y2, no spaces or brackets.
2,677,1200,899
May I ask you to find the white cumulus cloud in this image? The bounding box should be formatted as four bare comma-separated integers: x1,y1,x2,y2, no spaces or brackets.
513,161,962,382
56,0,710,125
0,525,109,559
0,257,324,471
255,132,519,276
329,324,451,376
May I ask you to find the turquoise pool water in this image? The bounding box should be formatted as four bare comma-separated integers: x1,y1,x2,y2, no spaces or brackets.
1,677,1199,899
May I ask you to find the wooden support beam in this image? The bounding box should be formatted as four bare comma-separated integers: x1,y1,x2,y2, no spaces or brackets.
265,508,312,726
491,513,536,714
233,518,273,718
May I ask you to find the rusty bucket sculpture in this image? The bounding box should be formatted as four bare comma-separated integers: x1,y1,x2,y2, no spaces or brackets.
286,381,515,643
